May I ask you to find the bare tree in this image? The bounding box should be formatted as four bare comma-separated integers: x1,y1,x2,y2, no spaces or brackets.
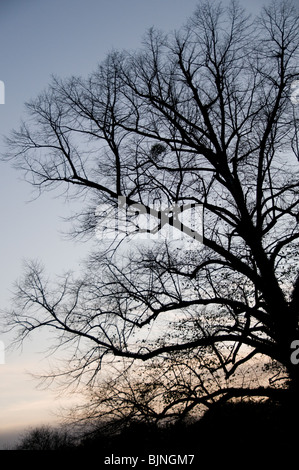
15,425,73,450
2,0,299,418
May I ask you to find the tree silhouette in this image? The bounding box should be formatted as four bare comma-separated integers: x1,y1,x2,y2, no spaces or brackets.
2,0,299,421
16,425,73,450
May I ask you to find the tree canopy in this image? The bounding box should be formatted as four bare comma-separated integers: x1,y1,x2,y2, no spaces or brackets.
2,0,299,422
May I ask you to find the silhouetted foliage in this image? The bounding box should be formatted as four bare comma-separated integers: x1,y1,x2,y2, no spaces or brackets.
11,399,299,465
16,425,74,451
2,0,299,431
18,401,295,454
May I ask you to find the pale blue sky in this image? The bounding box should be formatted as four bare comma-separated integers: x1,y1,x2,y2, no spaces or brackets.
0,0,275,448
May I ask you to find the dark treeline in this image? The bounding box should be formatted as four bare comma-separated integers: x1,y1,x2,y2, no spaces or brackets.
11,400,298,463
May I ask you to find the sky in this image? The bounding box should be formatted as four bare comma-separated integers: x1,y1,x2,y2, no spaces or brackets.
0,0,276,449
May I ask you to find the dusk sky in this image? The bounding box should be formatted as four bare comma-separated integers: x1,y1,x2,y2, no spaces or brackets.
0,0,275,449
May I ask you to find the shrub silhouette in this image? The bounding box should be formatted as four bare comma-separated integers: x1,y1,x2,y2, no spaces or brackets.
16,425,73,450
14,400,297,460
